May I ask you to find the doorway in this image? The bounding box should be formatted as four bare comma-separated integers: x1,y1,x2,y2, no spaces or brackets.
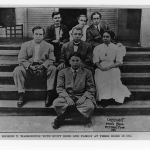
117,9,141,44
59,8,87,31
0,8,16,27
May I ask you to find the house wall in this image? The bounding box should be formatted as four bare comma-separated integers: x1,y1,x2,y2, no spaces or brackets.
27,7,55,37
140,9,150,47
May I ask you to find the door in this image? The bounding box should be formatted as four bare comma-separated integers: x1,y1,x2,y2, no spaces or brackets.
59,8,87,31
117,9,141,42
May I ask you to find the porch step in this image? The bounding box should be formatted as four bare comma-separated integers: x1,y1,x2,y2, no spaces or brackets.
0,85,47,100
1,72,150,85
0,45,150,51
121,73,150,85
1,60,150,73
120,62,150,73
0,45,20,50
0,45,150,116
124,52,150,61
0,84,149,100
126,47,150,52
2,50,150,62
0,100,150,116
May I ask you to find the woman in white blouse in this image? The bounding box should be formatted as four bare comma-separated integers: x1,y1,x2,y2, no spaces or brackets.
93,30,131,107
69,14,89,41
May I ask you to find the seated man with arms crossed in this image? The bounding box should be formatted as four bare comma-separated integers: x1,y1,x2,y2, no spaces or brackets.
52,52,96,129
13,26,56,107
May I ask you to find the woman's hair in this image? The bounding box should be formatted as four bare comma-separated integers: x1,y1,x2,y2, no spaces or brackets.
77,14,88,22
103,30,115,40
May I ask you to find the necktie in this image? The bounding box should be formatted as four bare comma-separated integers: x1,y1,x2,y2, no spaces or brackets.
97,26,99,32
73,70,77,81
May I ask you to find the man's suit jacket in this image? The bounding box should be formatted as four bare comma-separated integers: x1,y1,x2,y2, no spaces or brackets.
18,40,55,69
59,40,93,67
44,24,69,44
86,22,110,48
57,67,96,104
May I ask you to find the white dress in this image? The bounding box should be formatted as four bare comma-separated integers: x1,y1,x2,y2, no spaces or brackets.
69,25,89,41
93,43,131,103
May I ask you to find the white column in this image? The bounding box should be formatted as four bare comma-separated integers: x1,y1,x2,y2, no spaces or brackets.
140,8,150,47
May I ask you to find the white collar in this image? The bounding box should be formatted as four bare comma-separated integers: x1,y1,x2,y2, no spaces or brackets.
71,67,79,73
94,24,100,28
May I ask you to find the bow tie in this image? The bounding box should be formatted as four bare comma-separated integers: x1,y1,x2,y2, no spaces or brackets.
73,42,80,46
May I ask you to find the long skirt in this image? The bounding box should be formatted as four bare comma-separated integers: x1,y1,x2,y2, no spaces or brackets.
94,62,131,103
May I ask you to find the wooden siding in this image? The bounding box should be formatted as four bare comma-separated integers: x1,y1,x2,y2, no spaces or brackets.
27,7,55,37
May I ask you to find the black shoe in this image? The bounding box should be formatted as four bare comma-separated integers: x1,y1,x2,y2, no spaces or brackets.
45,96,50,107
17,93,24,107
45,90,53,107
101,99,110,108
51,116,64,129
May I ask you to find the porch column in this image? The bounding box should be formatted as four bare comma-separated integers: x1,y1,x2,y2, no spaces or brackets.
140,8,150,47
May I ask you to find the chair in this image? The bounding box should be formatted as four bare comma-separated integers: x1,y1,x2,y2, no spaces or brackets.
5,24,23,38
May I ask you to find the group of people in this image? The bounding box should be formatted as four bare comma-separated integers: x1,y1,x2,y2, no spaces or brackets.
13,11,131,129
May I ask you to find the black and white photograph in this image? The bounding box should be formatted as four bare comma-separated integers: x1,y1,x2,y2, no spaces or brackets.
0,4,150,140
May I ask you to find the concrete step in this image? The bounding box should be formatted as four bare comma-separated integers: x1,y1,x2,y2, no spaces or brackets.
0,72,48,86
0,60,18,72
0,45,150,51
0,45,20,50
120,62,150,73
1,50,150,61
0,50,19,60
0,99,150,116
0,84,149,100
1,72,150,85
0,85,47,100
124,52,150,61
126,47,150,52
121,73,150,85
1,60,150,73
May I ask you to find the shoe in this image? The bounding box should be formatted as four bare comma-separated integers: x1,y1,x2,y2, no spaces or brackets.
101,99,110,108
17,93,24,107
45,96,50,107
45,90,53,107
51,116,64,129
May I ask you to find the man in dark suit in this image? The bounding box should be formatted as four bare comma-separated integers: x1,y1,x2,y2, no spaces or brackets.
52,52,96,129
86,12,110,49
13,26,56,107
44,11,69,63
57,25,94,73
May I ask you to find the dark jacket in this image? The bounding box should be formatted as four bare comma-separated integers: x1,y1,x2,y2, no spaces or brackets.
86,22,110,48
44,24,69,44
59,40,93,67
